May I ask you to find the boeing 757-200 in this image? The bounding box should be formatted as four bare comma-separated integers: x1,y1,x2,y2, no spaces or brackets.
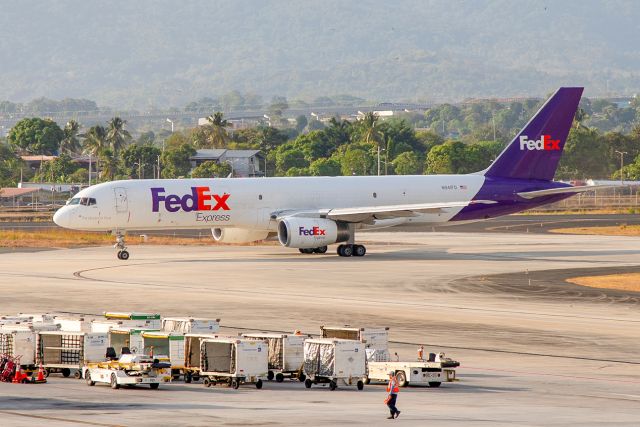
53,87,610,260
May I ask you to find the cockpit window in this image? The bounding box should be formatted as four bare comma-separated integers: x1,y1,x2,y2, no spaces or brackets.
68,198,80,205
77,197,97,206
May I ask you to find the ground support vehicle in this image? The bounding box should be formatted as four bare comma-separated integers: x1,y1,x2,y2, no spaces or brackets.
365,360,456,387
198,338,268,389
320,326,390,361
303,338,366,391
37,331,108,378
242,333,306,382
83,354,170,389
162,317,220,334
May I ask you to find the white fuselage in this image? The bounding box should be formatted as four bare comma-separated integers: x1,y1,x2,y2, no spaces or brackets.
53,175,485,232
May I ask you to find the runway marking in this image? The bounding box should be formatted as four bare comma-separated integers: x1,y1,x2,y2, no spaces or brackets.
0,409,124,426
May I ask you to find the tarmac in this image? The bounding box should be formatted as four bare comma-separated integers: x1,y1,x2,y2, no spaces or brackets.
0,228,639,426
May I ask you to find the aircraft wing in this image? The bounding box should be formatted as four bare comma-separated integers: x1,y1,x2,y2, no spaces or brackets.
273,200,496,223
516,184,624,200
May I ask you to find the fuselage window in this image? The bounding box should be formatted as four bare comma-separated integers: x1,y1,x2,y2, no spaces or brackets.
258,194,262,200
373,192,377,198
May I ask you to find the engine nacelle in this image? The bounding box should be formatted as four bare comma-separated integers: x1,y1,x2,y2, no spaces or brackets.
277,217,349,248
212,227,270,244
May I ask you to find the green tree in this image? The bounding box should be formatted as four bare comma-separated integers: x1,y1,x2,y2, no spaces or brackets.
309,158,341,176
161,144,196,178
425,140,466,174
33,153,79,182
557,127,609,179
295,115,308,133
99,148,118,181
191,160,232,178
392,151,422,175
336,146,374,176
106,117,132,153
0,144,26,187
203,112,231,148
275,148,308,175
82,125,108,157
60,120,82,154
8,118,64,154
120,144,162,179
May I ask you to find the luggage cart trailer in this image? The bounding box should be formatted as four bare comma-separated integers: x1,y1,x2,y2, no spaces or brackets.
242,333,306,382
162,317,220,334
303,338,366,391
321,326,390,362
0,327,37,370
37,331,108,378
199,338,268,389
183,333,224,382
139,331,184,381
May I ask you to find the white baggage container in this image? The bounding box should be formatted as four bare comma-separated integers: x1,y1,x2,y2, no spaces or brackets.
37,331,108,378
138,330,185,379
199,337,267,389
303,338,366,390
162,317,220,334
183,333,236,382
107,328,146,357
16,313,56,323
103,312,161,329
320,326,389,361
54,316,95,332
91,320,127,333
242,333,306,382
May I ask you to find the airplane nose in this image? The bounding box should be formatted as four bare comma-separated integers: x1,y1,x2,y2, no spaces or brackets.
53,207,69,228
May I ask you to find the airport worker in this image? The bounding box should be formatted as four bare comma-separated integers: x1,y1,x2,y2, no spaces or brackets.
385,371,401,419
293,330,302,335
393,352,400,362
417,345,424,361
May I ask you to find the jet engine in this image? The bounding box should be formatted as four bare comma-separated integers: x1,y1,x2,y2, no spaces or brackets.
212,227,270,244
277,217,349,248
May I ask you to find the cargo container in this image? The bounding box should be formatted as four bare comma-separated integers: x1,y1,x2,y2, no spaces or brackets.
138,330,185,380
161,317,220,334
183,333,227,382
37,331,108,378
303,338,366,390
320,326,389,361
198,337,267,389
103,312,161,329
242,333,306,382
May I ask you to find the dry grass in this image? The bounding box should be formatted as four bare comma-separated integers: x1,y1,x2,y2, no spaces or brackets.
549,225,640,237
0,229,275,248
519,208,639,215
567,273,640,293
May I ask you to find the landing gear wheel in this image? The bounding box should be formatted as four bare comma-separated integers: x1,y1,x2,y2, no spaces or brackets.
86,372,95,386
110,373,120,389
304,378,312,389
329,380,337,390
117,251,122,259
256,379,263,389
313,246,328,254
119,250,129,260
337,244,353,257
299,248,314,254
203,378,212,387
357,380,364,390
150,383,159,389
275,373,284,383
353,245,366,257
61,368,71,378
395,371,407,387
267,371,274,381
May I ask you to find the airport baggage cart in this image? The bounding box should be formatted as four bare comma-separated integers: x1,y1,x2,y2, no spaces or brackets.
139,330,185,380
107,328,146,357
183,333,225,382
303,338,366,391
162,317,220,334
198,337,267,389
320,326,390,361
242,333,306,382
0,327,37,369
84,354,170,390
103,312,161,329
53,316,95,332
37,331,108,378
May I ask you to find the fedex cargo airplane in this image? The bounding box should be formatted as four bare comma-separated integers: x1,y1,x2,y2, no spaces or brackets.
54,87,605,260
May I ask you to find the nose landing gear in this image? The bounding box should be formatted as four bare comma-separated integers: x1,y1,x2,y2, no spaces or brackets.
114,232,129,260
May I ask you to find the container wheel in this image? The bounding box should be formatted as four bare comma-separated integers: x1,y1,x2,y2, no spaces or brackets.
192,374,200,382
256,379,263,389
298,373,306,382
304,378,312,389
61,368,71,378
110,373,120,389
73,370,82,380
396,371,407,387
329,380,337,391
429,382,441,388
150,383,159,390
86,372,95,386
267,371,274,381
275,373,284,383
184,372,192,383
44,368,50,378
232,380,240,390
203,378,212,388
357,380,364,391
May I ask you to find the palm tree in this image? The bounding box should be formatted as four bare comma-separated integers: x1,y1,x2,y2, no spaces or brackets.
99,148,118,181
107,117,132,153
60,120,81,154
205,112,231,148
360,112,384,175
81,125,108,181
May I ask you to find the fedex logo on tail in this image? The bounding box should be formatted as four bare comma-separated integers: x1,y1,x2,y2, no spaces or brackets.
299,226,326,236
519,135,561,151
151,187,230,212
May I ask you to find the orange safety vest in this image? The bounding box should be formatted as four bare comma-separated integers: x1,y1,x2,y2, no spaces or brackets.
387,376,400,394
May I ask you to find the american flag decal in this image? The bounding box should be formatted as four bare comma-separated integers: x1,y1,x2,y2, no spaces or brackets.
460,185,467,190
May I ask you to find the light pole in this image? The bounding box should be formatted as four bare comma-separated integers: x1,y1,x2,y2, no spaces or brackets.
166,118,174,133
224,160,234,177
615,150,627,184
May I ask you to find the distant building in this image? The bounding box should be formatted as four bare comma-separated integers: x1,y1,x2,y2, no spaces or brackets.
190,149,265,177
20,155,57,172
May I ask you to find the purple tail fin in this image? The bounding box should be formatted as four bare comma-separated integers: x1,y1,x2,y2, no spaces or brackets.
483,87,583,181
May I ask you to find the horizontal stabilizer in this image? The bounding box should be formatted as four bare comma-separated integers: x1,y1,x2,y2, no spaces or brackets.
517,185,623,200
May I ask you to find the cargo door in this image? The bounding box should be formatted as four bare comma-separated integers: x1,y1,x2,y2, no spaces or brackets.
283,336,305,372
114,187,129,214
83,333,108,363
170,336,185,367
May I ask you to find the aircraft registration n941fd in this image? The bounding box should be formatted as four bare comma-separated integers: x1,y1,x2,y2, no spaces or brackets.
53,87,616,260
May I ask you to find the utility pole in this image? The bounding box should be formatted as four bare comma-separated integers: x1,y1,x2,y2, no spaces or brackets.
377,144,381,176
157,155,161,179
615,150,627,184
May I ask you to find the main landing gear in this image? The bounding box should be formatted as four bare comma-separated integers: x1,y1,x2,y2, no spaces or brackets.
114,232,129,260
337,244,366,257
298,246,328,254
